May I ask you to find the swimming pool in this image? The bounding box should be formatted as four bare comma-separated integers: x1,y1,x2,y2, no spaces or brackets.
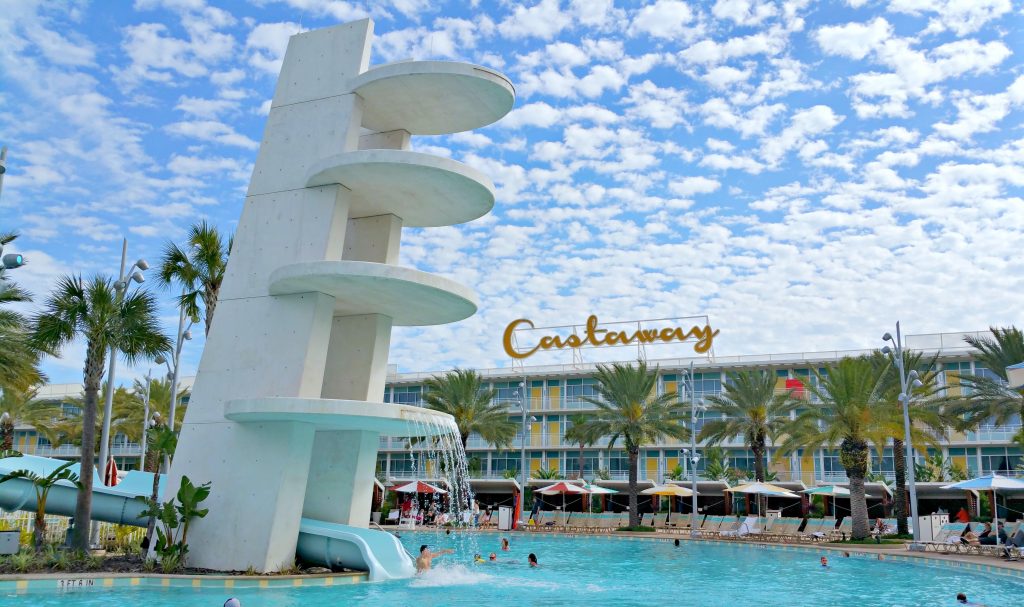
5,532,1022,606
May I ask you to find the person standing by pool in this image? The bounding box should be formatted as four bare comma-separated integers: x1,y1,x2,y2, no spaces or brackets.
416,545,454,572
528,553,539,567
472,499,480,527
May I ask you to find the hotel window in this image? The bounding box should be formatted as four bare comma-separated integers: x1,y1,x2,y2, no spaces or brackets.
980,447,1021,475
729,449,761,477
389,453,419,475
491,451,521,475
564,450,600,477
565,378,599,409
948,447,977,475
607,451,631,476
391,385,423,406
874,448,895,479
494,381,523,405
376,455,388,476
821,450,845,480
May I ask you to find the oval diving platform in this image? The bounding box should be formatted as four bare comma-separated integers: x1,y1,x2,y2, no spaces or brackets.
350,61,515,135
224,397,457,435
306,150,494,227
268,260,477,326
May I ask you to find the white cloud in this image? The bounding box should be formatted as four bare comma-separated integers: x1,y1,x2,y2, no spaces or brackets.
712,0,777,26
246,21,304,75
165,120,259,149
630,0,696,40
888,0,1012,36
498,0,571,40
670,176,722,196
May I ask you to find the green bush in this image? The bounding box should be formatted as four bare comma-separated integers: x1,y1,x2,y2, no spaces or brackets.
616,526,655,532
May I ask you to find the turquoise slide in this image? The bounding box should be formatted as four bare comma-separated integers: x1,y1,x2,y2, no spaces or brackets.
0,455,414,581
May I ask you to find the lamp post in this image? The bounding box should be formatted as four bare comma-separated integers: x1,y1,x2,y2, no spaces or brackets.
682,361,701,538
515,381,528,520
138,369,153,470
98,238,149,485
882,321,924,545
155,306,193,471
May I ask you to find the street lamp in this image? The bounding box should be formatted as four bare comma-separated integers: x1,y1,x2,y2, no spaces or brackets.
138,369,153,470
514,382,536,524
882,321,925,546
681,361,701,538
98,239,149,488
154,316,193,471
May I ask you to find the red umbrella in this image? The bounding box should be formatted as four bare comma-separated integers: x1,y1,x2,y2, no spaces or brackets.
393,480,448,494
536,482,590,518
104,456,119,486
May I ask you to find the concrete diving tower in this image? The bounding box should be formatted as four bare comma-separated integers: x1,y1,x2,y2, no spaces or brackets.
165,19,514,573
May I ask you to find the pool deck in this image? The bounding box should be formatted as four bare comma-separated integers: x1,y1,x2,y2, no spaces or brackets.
497,527,1024,578
0,570,367,595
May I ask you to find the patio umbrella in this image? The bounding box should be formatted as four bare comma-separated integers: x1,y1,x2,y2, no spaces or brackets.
536,482,590,518
642,484,695,522
103,456,119,487
942,474,1024,546
581,482,617,513
726,481,800,515
392,480,448,494
802,485,851,517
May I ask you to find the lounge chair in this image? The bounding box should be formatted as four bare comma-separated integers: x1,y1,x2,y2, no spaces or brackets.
698,515,725,538
922,522,968,551
721,516,759,538
640,513,654,528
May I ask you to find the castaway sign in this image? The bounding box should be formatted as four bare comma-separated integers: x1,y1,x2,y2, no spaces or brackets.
502,315,719,360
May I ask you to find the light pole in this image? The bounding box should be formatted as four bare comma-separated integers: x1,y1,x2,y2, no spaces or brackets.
98,238,149,486
882,322,924,545
155,307,193,470
0,146,7,202
138,369,153,470
515,381,528,521
682,361,701,538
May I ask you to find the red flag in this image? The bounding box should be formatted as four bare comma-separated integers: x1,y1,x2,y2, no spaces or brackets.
104,456,119,486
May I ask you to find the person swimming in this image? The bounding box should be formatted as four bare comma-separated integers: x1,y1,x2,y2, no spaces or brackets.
416,545,454,572
528,553,538,567
473,553,485,564
489,552,498,561
820,556,829,568
501,537,510,551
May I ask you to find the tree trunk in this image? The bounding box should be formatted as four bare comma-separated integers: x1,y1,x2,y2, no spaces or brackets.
143,456,161,551
0,417,13,451
752,440,766,482
841,438,870,539
627,446,639,527
204,285,218,337
893,437,908,535
35,493,46,552
578,444,584,480
73,343,104,551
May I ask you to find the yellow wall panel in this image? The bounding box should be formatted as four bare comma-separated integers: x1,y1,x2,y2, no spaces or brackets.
548,422,560,445
547,386,560,409
664,381,677,395
531,422,542,447
531,387,543,410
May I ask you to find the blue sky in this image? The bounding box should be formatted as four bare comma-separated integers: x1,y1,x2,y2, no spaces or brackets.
1,0,1023,385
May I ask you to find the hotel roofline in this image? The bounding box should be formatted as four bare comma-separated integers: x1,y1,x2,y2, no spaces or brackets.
35,330,986,399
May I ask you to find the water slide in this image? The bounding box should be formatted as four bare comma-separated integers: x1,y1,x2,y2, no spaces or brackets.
0,455,414,581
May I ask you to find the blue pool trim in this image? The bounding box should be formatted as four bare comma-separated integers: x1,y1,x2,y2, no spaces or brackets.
0,571,366,595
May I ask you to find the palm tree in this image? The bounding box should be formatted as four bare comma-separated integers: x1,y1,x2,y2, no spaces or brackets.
114,377,189,449
698,369,798,482
0,387,62,451
564,413,599,480
30,275,169,551
576,361,689,527
869,350,945,536
781,357,903,539
945,327,1024,432
142,424,177,550
157,220,231,336
0,232,45,392
0,460,82,551
423,369,516,450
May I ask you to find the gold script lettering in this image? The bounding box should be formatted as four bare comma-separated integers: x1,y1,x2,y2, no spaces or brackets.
503,315,719,359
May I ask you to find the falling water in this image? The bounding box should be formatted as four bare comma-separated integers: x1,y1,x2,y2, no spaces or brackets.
397,413,481,558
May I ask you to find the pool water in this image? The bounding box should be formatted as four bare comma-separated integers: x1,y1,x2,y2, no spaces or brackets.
6,532,1023,606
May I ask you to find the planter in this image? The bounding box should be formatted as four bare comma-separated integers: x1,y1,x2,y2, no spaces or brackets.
371,512,382,524
0,530,20,555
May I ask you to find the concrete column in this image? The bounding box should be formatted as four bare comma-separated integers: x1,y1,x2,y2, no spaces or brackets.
304,430,380,525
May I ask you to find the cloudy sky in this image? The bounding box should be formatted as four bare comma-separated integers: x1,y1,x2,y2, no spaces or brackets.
1,0,1022,385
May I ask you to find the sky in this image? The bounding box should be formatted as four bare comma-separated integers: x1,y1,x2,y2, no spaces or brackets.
1,0,1022,386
